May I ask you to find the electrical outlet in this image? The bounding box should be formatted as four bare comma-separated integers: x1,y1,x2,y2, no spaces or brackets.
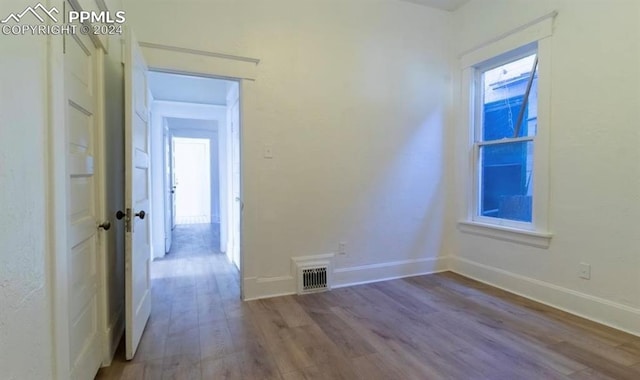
338,242,347,255
579,263,591,280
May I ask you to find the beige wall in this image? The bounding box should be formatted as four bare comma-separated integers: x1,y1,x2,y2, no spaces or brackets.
124,0,455,297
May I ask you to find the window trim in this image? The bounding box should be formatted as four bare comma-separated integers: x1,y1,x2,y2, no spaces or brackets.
458,220,552,249
457,13,555,246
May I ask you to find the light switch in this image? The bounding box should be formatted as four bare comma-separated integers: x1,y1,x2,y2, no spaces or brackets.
578,263,591,280
263,144,274,159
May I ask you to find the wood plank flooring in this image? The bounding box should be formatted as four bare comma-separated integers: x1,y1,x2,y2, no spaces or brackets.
97,224,640,379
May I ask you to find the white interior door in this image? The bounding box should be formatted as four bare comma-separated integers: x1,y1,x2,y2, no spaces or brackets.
124,29,152,360
64,26,102,379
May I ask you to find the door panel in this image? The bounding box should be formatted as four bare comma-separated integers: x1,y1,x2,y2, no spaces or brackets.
124,29,152,360
65,29,102,380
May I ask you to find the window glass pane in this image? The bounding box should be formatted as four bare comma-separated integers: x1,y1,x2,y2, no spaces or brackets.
482,54,538,141
479,141,533,222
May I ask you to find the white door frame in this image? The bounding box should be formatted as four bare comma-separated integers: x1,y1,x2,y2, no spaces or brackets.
138,43,252,299
49,1,110,378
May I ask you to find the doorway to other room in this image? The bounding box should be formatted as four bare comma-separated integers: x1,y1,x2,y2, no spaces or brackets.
146,71,242,272
129,71,243,365
173,136,212,225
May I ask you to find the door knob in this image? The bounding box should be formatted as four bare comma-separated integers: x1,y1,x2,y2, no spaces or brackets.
135,210,146,220
116,210,126,220
98,221,111,231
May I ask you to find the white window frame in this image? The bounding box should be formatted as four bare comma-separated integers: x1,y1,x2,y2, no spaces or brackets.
473,45,538,230
457,13,556,248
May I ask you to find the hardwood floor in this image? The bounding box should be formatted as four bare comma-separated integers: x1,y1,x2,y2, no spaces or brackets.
97,225,640,379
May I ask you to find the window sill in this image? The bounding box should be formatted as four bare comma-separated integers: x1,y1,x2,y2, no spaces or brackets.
457,220,552,249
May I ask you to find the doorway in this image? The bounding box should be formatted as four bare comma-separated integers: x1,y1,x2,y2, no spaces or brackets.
147,70,242,274
173,137,212,225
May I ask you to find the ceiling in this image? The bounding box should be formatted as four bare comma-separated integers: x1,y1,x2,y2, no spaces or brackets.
147,71,234,106
398,0,470,11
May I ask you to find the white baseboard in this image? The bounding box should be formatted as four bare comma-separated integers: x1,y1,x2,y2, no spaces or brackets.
333,256,450,289
243,275,296,301
101,307,124,367
451,257,640,337
243,256,450,300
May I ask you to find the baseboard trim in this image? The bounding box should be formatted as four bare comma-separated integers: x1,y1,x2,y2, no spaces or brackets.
243,275,296,301
243,256,450,300
450,257,640,337
101,307,124,367
333,256,450,289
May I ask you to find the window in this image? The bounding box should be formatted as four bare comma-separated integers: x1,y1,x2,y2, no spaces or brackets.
475,50,538,226
457,13,555,247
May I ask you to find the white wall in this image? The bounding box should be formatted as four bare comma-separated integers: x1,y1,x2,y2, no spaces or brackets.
124,0,454,298
451,0,640,335
0,3,54,376
224,82,240,266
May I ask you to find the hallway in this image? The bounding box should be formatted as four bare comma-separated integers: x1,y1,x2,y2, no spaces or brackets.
96,223,245,379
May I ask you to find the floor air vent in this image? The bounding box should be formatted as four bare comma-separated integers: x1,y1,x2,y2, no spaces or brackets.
292,255,333,295
301,266,328,293
292,255,331,294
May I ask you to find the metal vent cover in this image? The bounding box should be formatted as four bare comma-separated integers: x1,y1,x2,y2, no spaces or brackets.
292,256,333,295
301,266,328,293
294,260,331,294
